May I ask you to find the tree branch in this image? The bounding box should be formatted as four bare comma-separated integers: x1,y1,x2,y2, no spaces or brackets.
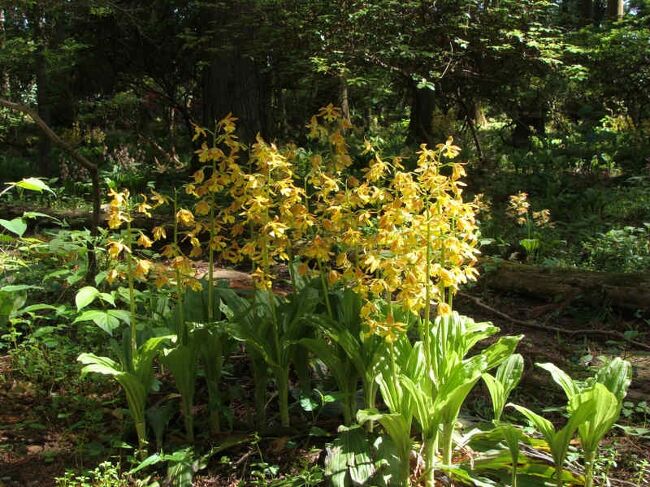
459,292,650,351
0,98,97,173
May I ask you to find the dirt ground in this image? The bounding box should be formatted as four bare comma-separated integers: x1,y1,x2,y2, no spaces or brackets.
1,290,648,486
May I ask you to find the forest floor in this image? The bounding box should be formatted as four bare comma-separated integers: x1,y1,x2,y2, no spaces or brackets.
1,290,649,486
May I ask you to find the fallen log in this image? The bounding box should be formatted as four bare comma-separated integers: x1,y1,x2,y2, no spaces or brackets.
482,261,650,311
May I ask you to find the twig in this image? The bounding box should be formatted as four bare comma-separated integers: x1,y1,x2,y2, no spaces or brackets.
608,477,644,487
458,292,650,351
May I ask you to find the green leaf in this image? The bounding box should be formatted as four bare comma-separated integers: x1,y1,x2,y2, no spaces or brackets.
0,218,27,237
537,363,579,399
484,354,524,421
595,357,632,402
0,284,42,293
129,453,163,474
572,383,620,454
15,177,55,194
325,426,376,487
74,310,121,335
75,286,100,310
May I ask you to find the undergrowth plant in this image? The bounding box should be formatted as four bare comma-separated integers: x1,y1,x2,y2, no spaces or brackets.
60,108,635,486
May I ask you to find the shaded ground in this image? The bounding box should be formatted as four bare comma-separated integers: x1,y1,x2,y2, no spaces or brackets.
0,290,648,486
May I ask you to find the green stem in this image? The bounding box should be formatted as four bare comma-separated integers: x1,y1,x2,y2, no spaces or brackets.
183,398,195,443
277,368,290,427
363,377,376,433
252,356,268,428
584,450,595,487
208,160,216,322
124,216,137,369
441,422,454,467
423,434,438,487
317,259,333,319
512,461,518,487
134,418,147,455
342,377,357,425
555,465,564,487
173,192,186,344
423,207,432,351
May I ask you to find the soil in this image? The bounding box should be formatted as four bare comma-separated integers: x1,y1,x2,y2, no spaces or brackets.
0,289,648,486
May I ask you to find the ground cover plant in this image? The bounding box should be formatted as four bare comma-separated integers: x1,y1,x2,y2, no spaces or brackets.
2,1,650,485
1,106,646,486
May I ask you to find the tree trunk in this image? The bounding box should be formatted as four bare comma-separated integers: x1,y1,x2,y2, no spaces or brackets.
409,85,437,145
201,51,269,143
580,0,593,23
32,20,54,177
0,9,8,95
474,100,487,127
339,74,351,122
607,0,624,20
483,261,650,311
511,108,545,148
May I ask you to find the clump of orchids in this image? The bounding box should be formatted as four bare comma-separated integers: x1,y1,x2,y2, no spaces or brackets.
507,191,554,261
190,105,481,344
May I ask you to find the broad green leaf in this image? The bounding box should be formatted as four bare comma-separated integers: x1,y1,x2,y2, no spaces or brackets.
15,177,55,194
0,284,42,293
537,363,579,399
129,453,163,474
357,408,412,465
594,357,632,402
484,354,524,421
496,353,524,394
325,426,376,486
74,310,121,335
572,383,620,453
482,373,506,421
75,286,100,310
78,352,122,377
0,218,27,237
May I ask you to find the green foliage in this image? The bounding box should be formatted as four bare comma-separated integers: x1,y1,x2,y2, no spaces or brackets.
581,225,650,272
55,461,132,487
483,354,525,422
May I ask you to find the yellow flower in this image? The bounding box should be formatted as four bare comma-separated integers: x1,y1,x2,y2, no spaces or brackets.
106,268,120,285
107,240,125,260
533,209,553,227
363,254,381,273
150,190,169,208
451,163,466,181
176,209,195,227
318,103,341,122
135,194,152,217
137,233,153,248
436,136,461,158
304,235,331,261
151,226,166,241
107,212,123,230
437,302,452,315
508,192,530,218
192,124,207,142
195,199,210,216
161,244,175,258
251,267,272,290
192,168,205,184
134,259,152,280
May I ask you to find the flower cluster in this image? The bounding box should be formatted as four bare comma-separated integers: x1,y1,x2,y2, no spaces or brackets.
507,192,553,227
201,108,478,341
111,107,482,342
301,133,480,340
103,187,198,290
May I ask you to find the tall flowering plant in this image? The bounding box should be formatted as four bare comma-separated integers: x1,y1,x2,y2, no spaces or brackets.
78,188,173,453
